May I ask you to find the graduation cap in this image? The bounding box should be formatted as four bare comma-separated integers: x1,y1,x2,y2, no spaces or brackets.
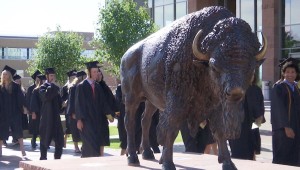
278,57,300,67
31,70,42,80
66,69,77,77
37,74,46,81
44,67,55,75
76,71,87,77
13,74,21,81
85,61,99,69
2,65,16,76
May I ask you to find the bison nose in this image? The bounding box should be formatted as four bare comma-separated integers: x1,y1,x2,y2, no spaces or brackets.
225,87,245,102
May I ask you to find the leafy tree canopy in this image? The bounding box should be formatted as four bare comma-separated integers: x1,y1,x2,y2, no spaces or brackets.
94,0,157,77
27,26,87,84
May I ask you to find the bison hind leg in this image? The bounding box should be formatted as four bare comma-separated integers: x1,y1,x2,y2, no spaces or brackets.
222,160,237,170
162,161,176,170
141,101,157,160
127,154,140,166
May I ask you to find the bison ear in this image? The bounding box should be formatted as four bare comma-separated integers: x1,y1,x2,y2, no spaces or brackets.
256,58,266,67
193,60,209,67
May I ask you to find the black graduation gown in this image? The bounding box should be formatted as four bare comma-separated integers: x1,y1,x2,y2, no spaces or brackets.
39,83,64,148
27,84,36,133
66,85,81,142
271,82,300,166
61,84,71,134
29,87,42,135
75,80,113,157
229,85,265,160
0,87,6,140
99,81,118,114
0,82,25,139
115,85,145,151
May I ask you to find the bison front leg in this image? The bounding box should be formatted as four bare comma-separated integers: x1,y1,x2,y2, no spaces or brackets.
125,96,141,166
216,136,237,170
211,119,237,169
141,101,157,160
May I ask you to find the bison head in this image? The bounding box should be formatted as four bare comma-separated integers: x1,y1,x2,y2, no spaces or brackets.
192,17,267,138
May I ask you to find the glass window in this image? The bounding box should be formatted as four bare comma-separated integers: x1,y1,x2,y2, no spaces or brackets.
176,0,186,2
164,0,174,5
164,4,174,26
16,70,24,77
240,0,254,30
29,48,37,59
283,0,291,25
257,0,262,31
147,0,152,8
176,2,186,19
155,0,163,6
291,0,300,24
4,48,27,60
290,25,300,47
155,6,164,28
81,50,95,58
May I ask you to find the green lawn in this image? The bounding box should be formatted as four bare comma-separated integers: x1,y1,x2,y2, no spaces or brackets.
28,126,183,149
107,126,183,149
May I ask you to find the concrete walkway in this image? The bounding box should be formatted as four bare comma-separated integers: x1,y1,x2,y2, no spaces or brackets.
1,103,275,170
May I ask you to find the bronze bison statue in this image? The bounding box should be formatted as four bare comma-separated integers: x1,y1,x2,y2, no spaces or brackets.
120,6,267,170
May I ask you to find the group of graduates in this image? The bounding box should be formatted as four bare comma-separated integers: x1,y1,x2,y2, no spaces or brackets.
1,58,300,167
0,61,161,160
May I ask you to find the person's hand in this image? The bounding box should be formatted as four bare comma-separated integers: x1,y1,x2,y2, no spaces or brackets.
23,107,29,114
72,113,76,119
106,114,114,123
115,112,120,118
77,120,84,131
199,120,207,129
32,112,37,120
284,127,295,139
255,115,264,127
62,100,68,108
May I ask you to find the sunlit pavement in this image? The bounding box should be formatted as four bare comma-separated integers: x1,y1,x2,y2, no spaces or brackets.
1,102,273,169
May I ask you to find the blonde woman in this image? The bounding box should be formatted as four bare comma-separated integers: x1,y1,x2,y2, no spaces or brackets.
0,65,26,156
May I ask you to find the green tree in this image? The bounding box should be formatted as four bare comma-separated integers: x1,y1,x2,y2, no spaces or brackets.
27,27,86,84
94,0,157,77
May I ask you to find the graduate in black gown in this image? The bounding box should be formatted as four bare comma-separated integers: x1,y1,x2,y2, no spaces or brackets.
26,70,42,148
39,68,64,160
229,74,265,160
13,74,29,134
30,74,46,150
66,71,86,153
0,65,26,156
75,61,114,157
97,68,118,117
115,84,160,155
0,76,4,156
61,69,76,148
271,61,300,166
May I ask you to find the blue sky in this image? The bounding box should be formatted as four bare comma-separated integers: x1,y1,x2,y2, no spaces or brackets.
0,0,105,36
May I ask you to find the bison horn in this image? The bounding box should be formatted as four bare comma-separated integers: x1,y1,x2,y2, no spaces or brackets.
255,33,267,61
192,30,209,61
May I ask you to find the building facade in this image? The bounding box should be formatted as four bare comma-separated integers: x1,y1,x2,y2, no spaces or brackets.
0,32,118,89
144,0,300,88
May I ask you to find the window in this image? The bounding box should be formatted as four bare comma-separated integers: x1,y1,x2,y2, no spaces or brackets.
148,0,187,28
3,48,28,60
81,50,95,58
281,0,300,58
176,2,187,19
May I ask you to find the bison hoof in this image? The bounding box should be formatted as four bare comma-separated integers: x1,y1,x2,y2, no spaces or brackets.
222,161,237,170
127,154,140,166
162,161,176,170
142,148,155,160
